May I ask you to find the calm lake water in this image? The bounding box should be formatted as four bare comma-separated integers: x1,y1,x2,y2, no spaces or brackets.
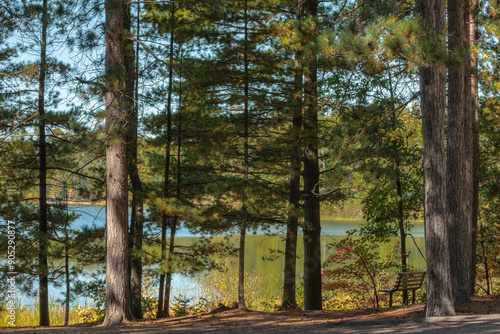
13,205,428,306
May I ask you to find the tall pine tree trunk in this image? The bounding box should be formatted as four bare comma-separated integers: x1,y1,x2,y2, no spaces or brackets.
281,0,303,310
38,0,49,326
157,216,167,316
389,71,408,304
238,0,250,310
470,0,479,298
165,60,183,314
416,0,455,317
64,242,69,325
158,2,176,318
447,0,473,306
64,186,70,326
396,159,408,304
103,0,132,326
128,1,144,319
163,216,177,316
302,0,322,311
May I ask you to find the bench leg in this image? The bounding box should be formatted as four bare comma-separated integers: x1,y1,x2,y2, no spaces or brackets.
389,292,393,307
412,290,416,305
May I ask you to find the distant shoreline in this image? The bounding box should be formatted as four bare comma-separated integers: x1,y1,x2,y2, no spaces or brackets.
65,200,106,206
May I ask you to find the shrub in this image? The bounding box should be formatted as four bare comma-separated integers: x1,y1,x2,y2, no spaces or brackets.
322,237,400,309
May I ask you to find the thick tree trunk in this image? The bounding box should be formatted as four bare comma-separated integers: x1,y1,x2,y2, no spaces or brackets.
38,0,49,326
281,5,303,307
127,1,144,319
238,0,249,310
470,0,479,298
447,0,473,306
302,0,322,311
416,0,455,317
103,0,132,326
158,3,176,318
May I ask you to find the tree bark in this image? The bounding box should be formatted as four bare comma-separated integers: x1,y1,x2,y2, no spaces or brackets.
396,159,408,304
103,0,133,326
38,0,49,326
64,242,70,326
415,0,455,317
302,0,322,311
64,185,70,326
164,58,183,315
389,71,408,304
447,0,473,306
470,0,479,298
281,0,303,310
128,1,144,319
158,2,176,318
238,0,249,310
163,216,177,316
157,217,167,316
480,237,491,295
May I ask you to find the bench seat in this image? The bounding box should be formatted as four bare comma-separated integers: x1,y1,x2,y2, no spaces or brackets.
380,271,426,307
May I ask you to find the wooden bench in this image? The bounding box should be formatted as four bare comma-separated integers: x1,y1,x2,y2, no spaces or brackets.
380,271,426,307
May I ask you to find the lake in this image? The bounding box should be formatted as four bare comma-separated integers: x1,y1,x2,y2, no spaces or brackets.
12,206,428,307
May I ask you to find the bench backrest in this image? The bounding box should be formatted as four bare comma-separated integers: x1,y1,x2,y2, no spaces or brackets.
394,271,426,290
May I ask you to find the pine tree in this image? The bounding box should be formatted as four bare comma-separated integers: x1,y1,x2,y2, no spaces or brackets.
102,0,133,325
126,0,144,320
281,0,303,311
447,0,474,307
302,0,322,311
470,0,480,298
37,0,50,325
416,0,455,317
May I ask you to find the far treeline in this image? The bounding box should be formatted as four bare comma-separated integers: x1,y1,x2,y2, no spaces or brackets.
1,0,500,327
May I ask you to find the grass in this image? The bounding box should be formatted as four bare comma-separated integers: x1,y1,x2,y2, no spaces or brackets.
0,298,84,327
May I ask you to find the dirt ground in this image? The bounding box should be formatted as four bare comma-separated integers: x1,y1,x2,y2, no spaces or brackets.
4,294,500,333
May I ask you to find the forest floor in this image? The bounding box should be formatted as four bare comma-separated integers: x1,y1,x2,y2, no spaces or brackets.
4,294,500,333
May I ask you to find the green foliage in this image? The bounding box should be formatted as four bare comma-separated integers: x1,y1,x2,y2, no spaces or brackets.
74,277,106,321
475,0,500,295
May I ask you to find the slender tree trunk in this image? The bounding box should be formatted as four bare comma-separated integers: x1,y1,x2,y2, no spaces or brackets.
302,0,322,311
64,184,70,326
416,0,455,317
470,0,479,298
103,0,132,326
64,243,70,325
238,0,249,310
38,0,49,326
282,0,303,310
158,2,176,318
128,1,144,319
447,0,473,306
163,64,183,314
157,218,167,316
388,71,408,304
163,216,177,316
395,161,408,304
164,58,183,315
480,237,491,295
127,4,144,319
